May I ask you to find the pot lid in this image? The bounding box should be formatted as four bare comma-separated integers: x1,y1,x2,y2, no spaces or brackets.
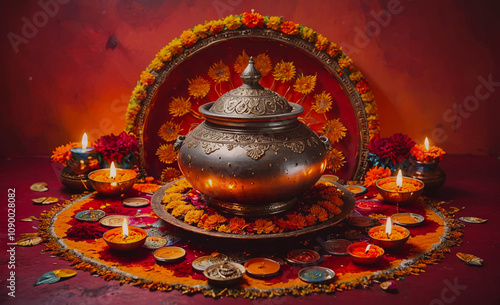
208,57,293,117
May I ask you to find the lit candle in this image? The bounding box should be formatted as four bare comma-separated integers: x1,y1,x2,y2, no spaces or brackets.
109,162,117,179
122,218,129,240
385,216,392,238
67,133,99,175
396,170,403,189
424,137,430,151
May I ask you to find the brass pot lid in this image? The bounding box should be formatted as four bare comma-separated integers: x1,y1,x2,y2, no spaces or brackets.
207,57,295,118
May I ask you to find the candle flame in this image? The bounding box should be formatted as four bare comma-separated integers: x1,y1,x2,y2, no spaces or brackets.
82,133,88,150
110,162,117,179
385,216,392,236
396,170,403,188
208,179,213,187
424,137,430,151
365,244,371,253
122,218,129,239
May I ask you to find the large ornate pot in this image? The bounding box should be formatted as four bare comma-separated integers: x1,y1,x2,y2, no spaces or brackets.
176,58,331,216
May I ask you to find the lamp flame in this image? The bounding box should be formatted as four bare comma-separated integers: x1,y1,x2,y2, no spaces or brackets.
109,162,117,179
122,218,129,239
385,216,392,237
424,137,430,151
396,170,403,188
365,244,371,253
82,133,88,150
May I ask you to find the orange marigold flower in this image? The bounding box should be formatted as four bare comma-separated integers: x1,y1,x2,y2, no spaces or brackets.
361,91,375,102
234,50,250,74
140,70,155,86
192,24,209,38
207,19,224,35
188,76,210,99
242,11,264,28
157,46,173,62
254,219,278,234
161,167,181,182
326,42,341,58
224,15,242,30
356,80,369,94
272,60,296,83
315,34,328,50
363,166,391,188
312,91,333,114
51,142,79,166
305,214,317,226
280,21,299,35
300,26,316,42
228,217,247,234
208,60,231,83
338,56,354,70
287,214,307,229
132,84,147,100
149,57,164,71
326,148,345,172
180,30,198,47
310,205,329,222
184,209,204,224
158,121,182,142
322,119,347,144
156,143,178,164
199,213,227,231
410,144,446,162
266,16,282,30
168,39,183,55
275,218,292,232
254,53,272,76
169,96,191,117
293,74,316,95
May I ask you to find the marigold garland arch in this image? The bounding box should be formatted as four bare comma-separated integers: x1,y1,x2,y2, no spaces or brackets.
125,11,379,181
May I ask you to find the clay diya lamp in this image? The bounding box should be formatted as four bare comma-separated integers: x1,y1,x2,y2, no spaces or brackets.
244,258,281,278
347,242,384,265
66,133,100,175
88,162,137,196
368,216,410,250
376,170,424,205
103,219,147,252
154,246,186,262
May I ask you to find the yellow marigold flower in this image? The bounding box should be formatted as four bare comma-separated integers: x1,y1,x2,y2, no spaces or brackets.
199,213,227,231
326,42,341,58
224,15,241,30
318,201,341,215
365,102,378,115
234,50,250,74
266,16,282,30
169,96,191,117
369,129,379,142
168,38,183,55
338,56,354,70
361,91,375,102
149,57,164,71
192,24,209,38
326,148,345,172
156,143,178,164
300,26,316,42
228,217,247,234
310,205,329,222
140,70,155,86
349,71,363,82
272,60,296,83
217,224,231,233
280,21,299,35
254,53,272,76
158,121,182,142
293,74,316,95
165,200,185,210
180,30,198,47
184,209,204,224
254,219,277,234
161,167,181,182
322,119,347,143
208,60,230,83
157,46,172,62
172,204,194,217
287,214,307,229
188,76,210,99
312,91,333,114
315,34,329,50
162,192,183,204
132,84,147,100
125,104,141,125
207,19,224,35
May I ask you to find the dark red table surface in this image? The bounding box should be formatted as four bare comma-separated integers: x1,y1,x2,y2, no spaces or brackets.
0,154,499,305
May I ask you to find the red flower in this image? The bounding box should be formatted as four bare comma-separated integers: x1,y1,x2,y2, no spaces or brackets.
280,21,299,35
242,11,264,28
95,132,138,163
369,133,415,164
355,80,369,94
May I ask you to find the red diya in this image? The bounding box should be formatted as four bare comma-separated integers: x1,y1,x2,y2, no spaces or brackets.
347,242,384,265
376,170,424,205
103,219,147,251
368,216,410,250
89,162,137,196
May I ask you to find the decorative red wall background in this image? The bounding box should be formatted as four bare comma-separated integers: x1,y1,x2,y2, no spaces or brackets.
1,0,499,157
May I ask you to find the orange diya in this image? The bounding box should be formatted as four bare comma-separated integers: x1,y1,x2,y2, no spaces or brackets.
244,258,281,278
347,242,384,265
89,162,137,196
368,216,410,250
103,219,147,251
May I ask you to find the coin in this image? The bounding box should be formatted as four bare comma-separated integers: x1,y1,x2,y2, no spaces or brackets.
32,197,59,205
30,182,48,192
53,269,77,278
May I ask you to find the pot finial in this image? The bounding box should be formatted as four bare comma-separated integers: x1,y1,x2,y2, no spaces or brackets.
240,57,263,89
